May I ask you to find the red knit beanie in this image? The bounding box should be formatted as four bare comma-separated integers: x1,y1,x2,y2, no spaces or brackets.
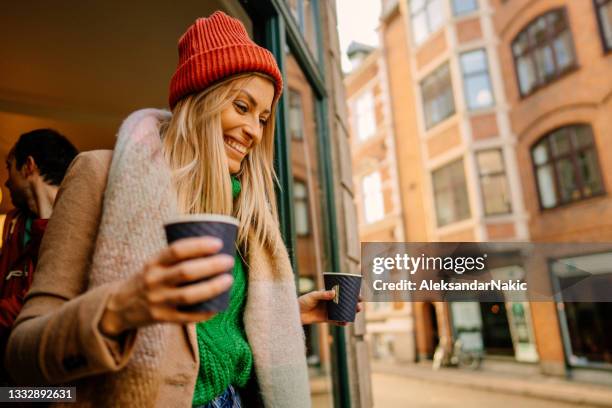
169,11,283,109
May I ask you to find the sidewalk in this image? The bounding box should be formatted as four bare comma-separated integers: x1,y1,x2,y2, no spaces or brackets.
371,360,612,407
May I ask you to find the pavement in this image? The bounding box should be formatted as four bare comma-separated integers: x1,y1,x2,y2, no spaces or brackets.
371,372,585,408
371,360,612,407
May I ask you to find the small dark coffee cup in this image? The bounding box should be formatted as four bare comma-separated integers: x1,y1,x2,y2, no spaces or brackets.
323,272,362,323
164,214,239,312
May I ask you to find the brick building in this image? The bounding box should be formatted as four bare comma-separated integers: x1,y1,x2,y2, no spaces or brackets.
348,0,612,383
492,0,612,380
344,43,416,363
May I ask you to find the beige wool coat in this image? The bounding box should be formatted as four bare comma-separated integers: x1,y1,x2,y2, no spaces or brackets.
5,109,311,407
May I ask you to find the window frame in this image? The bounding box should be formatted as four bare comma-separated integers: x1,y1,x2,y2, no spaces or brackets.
452,0,479,16
432,159,472,227
475,149,513,216
511,8,578,98
288,87,305,140
421,62,456,129
460,48,495,111
354,89,377,141
530,124,606,211
287,0,305,30
286,0,320,61
594,0,612,53
293,178,311,236
410,0,445,46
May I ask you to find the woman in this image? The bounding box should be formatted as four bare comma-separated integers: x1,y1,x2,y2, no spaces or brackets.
6,11,359,408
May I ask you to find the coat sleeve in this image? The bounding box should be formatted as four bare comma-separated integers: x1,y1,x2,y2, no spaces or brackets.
5,151,137,385
0,297,24,340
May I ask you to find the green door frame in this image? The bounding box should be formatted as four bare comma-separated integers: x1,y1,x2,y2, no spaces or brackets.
239,1,352,407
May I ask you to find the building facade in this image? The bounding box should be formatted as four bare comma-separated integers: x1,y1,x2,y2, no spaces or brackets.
360,0,611,383
344,44,415,363
376,0,533,364
492,0,612,380
0,0,371,406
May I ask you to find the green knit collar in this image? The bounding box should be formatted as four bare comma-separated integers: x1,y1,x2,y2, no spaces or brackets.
231,176,241,199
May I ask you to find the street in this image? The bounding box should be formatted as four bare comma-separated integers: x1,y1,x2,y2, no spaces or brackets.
371,372,594,408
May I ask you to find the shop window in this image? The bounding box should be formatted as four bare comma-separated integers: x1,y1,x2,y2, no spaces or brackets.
460,49,494,110
595,0,612,51
362,171,385,224
355,90,376,141
452,0,478,16
410,0,445,45
476,149,512,215
421,63,456,129
288,88,304,140
531,125,604,209
432,159,471,227
512,8,577,96
293,179,310,236
552,252,612,366
563,302,612,365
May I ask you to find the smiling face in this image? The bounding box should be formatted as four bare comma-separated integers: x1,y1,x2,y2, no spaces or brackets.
220,75,275,174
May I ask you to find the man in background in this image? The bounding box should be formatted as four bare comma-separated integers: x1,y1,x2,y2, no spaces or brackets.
0,129,78,383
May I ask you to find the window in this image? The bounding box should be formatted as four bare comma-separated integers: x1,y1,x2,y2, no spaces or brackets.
596,0,612,51
460,49,494,110
552,252,612,366
512,8,577,96
476,149,512,215
410,0,445,45
288,0,305,29
286,0,319,59
355,90,376,141
512,9,576,96
288,88,304,140
531,125,604,209
293,179,310,236
561,302,612,366
432,159,471,226
362,171,385,223
452,0,478,16
421,63,455,129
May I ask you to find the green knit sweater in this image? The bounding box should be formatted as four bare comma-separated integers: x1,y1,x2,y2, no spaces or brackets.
192,178,253,406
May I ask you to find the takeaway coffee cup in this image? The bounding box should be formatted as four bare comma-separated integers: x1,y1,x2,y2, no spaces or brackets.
164,214,239,312
323,272,362,323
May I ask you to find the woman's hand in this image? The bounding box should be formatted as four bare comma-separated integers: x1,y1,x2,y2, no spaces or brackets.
99,237,234,337
298,289,363,326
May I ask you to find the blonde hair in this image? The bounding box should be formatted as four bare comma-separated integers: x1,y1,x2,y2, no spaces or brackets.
160,73,280,252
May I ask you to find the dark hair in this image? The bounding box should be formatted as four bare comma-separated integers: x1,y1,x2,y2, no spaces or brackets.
10,129,79,186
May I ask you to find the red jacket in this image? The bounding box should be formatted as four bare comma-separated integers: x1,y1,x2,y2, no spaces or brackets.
0,210,48,381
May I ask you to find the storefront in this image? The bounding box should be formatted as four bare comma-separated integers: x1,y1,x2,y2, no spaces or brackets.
552,251,612,370
449,300,538,363
0,1,367,406
448,264,539,363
